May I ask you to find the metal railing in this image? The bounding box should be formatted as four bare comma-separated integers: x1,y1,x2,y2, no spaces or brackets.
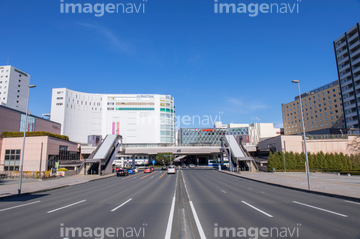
306,134,348,140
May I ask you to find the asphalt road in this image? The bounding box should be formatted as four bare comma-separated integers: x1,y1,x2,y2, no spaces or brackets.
0,168,359,239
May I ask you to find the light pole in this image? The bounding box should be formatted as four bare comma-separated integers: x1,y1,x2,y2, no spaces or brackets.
292,80,311,190
18,84,36,194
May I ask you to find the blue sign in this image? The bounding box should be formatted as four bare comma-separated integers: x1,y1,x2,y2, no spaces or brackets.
152,160,155,165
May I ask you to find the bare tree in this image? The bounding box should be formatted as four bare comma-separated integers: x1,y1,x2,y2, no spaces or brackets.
347,136,360,154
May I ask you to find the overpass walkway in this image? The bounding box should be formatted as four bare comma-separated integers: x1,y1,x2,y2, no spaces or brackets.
84,134,122,175
222,135,258,172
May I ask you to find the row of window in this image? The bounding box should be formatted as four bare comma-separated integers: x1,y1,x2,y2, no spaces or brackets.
108,102,155,106
67,104,101,111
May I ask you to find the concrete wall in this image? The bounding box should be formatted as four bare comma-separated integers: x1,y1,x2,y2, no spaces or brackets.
0,106,21,133
258,135,356,155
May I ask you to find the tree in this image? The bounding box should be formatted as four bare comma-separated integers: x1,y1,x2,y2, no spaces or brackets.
155,153,173,165
347,136,360,154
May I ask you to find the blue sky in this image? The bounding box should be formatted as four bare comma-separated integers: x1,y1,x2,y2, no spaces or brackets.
1,0,359,128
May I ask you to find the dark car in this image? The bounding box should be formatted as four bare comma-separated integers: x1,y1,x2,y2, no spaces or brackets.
150,166,155,172
116,169,129,177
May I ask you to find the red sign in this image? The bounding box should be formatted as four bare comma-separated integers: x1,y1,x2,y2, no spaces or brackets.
202,129,214,132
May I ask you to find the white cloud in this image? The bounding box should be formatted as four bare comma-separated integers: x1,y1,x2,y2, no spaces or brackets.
226,97,269,112
77,22,134,54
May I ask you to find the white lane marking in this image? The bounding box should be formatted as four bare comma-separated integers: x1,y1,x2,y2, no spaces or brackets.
47,200,86,214
221,190,227,194
182,171,190,200
111,198,132,212
345,200,360,206
190,201,207,239
181,171,206,239
241,201,273,218
248,188,253,190
164,171,178,239
261,191,265,194
293,201,348,217
0,201,41,212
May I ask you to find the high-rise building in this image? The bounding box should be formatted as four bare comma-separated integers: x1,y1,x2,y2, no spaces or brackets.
334,22,360,129
50,88,175,144
282,81,345,135
0,65,30,113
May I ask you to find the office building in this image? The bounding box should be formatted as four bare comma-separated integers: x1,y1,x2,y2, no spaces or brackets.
0,65,30,113
334,22,360,129
50,88,175,144
0,105,61,135
282,81,345,135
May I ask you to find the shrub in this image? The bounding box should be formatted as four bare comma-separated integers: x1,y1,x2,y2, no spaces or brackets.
0,131,69,141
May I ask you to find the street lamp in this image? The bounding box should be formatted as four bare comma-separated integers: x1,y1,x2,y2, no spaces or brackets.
18,84,36,194
292,80,311,190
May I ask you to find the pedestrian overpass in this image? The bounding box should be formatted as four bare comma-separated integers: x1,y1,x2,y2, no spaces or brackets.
82,135,257,174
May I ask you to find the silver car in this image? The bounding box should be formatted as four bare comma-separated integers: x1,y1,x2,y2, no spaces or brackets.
167,165,176,174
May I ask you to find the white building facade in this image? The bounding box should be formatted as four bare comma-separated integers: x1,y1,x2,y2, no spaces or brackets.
50,88,175,144
0,65,31,113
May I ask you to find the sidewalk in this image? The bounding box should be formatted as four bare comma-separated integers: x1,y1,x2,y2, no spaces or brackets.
0,173,115,199
221,171,360,200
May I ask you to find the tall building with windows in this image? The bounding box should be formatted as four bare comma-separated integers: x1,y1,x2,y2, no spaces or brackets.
0,65,30,113
334,22,360,129
282,81,345,135
50,88,175,144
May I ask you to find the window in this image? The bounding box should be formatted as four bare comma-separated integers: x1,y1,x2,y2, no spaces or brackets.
3,149,21,171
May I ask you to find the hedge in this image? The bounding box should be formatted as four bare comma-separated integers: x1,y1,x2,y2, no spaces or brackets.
0,131,69,141
268,151,360,172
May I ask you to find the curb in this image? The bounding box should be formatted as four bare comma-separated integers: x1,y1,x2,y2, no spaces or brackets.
218,170,360,203
0,174,116,200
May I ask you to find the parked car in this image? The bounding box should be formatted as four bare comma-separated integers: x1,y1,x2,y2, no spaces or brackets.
161,165,167,170
182,164,187,168
167,165,176,174
189,164,195,168
117,169,128,177
144,168,151,173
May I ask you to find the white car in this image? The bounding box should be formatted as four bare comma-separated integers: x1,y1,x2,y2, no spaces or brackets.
132,167,138,173
167,165,176,174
